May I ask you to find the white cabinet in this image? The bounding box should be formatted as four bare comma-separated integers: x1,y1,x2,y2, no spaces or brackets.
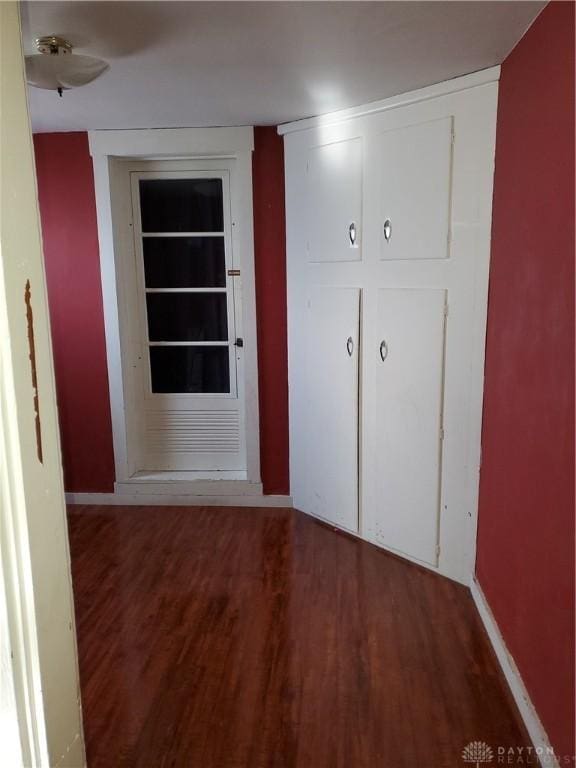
378,117,453,261
363,288,447,565
282,69,499,583
306,138,363,262
301,286,360,532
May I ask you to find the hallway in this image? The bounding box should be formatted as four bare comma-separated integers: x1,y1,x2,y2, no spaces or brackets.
68,505,528,767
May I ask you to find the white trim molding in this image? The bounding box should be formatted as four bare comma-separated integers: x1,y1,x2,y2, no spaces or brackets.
66,492,293,508
88,127,262,490
470,577,560,768
278,66,500,135
89,126,254,157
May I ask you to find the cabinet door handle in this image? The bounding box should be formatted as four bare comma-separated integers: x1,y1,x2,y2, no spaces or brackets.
348,222,357,246
347,336,354,357
379,340,388,362
383,219,392,242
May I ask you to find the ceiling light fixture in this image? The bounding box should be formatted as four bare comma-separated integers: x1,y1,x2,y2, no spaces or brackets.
25,36,109,97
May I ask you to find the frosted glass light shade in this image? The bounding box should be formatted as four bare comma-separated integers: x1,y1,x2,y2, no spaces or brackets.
25,52,109,91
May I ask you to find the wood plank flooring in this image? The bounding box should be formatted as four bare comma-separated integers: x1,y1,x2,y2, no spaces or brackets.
67,505,530,768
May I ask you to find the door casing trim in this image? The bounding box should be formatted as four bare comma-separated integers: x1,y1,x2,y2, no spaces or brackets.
89,127,261,486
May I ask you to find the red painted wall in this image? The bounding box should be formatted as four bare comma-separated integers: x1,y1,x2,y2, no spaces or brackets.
34,128,290,495
252,127,290,494
34,132,115,493
476,2,575,760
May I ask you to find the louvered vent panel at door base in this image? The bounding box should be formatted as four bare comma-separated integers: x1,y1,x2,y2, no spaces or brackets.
143,410,243,470
146,410,240,452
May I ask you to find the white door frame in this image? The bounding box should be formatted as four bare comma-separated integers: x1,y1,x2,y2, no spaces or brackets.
1,3,85,764
88,128,261,491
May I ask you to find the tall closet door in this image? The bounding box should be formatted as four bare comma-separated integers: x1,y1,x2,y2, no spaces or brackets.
301,287,360,532
363,288,447,565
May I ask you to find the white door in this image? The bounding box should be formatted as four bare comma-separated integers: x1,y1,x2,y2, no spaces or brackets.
306,137,363,262
300,287,360,532
363,288,447,565
378,117,453,261
129,169,246,472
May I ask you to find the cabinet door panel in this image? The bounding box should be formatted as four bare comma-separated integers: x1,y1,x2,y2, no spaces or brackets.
379,117,452,260
306,138,362,262
301,287,360,532
363,288,446,565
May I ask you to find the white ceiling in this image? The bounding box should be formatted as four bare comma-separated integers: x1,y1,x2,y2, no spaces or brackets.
22,1,545,133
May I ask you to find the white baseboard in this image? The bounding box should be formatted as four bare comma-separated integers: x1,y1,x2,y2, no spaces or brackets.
65,491,293,508
115,479,263,497
54,732,85,768
470,577,559,767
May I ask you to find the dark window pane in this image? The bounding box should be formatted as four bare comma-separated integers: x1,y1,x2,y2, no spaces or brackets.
146,293,227,341
150,346,230,393
140,179,223,233
143,237,225,288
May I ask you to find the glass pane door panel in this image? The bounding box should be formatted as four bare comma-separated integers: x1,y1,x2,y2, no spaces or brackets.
150,346,230,393
146,293,228,341
143,237,226,288
139,179,223,232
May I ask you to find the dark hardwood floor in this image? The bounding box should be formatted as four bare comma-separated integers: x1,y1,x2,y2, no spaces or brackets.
67,505,529,768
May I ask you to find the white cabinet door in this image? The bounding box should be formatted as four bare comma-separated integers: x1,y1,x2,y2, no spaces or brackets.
378,117,453,260
306,138,363,262
300,287,360,532
363,288,447,565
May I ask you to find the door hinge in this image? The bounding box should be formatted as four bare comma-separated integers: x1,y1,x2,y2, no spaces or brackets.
451,128,455,146
444,303,449,318
440,427,445,441
436,544,441,558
